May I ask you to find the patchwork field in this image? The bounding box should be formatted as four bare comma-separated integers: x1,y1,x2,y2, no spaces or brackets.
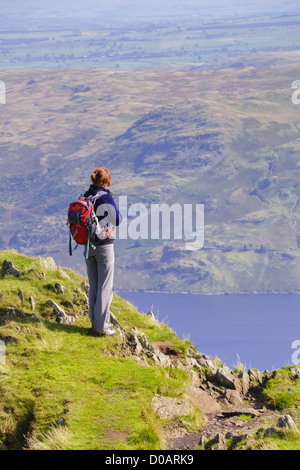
1,54,300,293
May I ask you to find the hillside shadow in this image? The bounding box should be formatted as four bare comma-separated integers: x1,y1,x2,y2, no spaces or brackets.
44,320,91,337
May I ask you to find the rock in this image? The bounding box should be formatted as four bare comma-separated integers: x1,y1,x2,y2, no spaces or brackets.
147,310,156,320
231,434,250,445
248,369,263,384
277,415,300,433
212,433,227,450
126,330,144,356
223,389,244,405
57,267,70,279
151,395,194,420
272,370,285,380
18,289,24,304
46,283,65,294
2,260,21,277
221,407,260,419
291,368,300,380
31,313,41,322
185,386,221,414
264,427,281,438
29,296,36,311
57,418,66,427
81,282,89,294
37,257,57,271
198,436,207,448
1,336,17,345
215,366,241,390
45,300,74,325
109,311,125,331
238,370,250,395
54,283,65,294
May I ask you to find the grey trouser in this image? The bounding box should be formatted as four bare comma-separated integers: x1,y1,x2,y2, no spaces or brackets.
84,243,114,333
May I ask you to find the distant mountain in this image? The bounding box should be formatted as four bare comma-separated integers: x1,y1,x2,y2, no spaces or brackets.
1,58,300,293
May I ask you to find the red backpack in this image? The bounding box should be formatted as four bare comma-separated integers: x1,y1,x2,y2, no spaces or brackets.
67,191,106,258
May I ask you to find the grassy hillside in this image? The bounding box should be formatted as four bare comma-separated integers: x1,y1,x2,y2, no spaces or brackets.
0,250,202,450
2,251,300,451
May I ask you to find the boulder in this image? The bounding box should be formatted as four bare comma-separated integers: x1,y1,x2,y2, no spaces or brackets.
264,427,281,438
223,389,244,405
215,366,241,390
126,330,144,356
291,368,300,380
151,395,194,420
277,415,300,434
2,260,21,277
37,257,57,271
248,369,263,384
46,283,65,294
45,300,75,325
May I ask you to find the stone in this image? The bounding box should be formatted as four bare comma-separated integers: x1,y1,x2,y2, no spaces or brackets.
45,300,74,325
185,386,221,414
126,330,143,356
57,267,70,279
109,311,125,331
29,296,36,311
57,418,66,427
215,366,241,390
37,257,57,271
238,370,250,395
54,283,65,294
2,260,21,277
264,427,281,438
277,415,300,433
151,395,194,420
224,389,244,405
31,313,41,322
81,282,89,294
18,289,24,304
212,433,227,450
248,369,263,384
198,436,207,448
291,368,300,380
221,407,260,419
147,310,156,320
272,370,285,380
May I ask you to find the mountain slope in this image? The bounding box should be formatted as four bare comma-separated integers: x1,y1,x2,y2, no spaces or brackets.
1,60,300,292
1,251,300,451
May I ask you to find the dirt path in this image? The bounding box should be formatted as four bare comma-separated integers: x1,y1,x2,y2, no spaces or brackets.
168,404,280,450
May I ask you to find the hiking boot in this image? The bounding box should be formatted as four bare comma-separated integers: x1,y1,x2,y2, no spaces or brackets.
101,327,117,337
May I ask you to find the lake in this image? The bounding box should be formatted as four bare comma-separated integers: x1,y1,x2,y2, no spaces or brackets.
116,291,300,371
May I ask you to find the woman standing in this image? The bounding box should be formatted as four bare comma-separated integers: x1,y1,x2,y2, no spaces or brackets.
83,167,122,337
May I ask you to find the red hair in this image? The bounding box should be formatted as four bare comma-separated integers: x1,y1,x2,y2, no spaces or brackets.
90,167,111,187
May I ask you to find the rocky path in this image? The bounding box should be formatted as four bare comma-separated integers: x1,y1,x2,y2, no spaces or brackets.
167,397,282,451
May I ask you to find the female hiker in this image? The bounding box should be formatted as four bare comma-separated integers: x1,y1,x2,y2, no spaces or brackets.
83,167,122,337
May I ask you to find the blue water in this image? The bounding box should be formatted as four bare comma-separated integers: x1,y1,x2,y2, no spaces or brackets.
116,291,300,371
